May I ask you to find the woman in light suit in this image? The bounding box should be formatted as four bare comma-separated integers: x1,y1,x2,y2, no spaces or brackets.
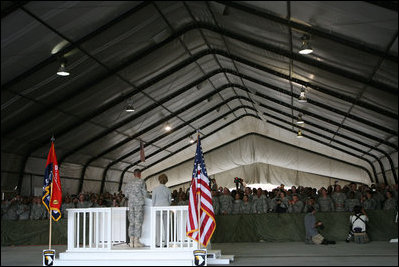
152,174,171,247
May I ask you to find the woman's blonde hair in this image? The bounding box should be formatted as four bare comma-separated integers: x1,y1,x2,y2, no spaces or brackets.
158,174,168,184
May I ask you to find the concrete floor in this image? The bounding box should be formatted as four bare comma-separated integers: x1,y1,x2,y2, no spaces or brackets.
211,241,398,266
1,241,397,266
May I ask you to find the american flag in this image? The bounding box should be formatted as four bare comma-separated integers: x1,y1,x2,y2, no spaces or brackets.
186,134,216,247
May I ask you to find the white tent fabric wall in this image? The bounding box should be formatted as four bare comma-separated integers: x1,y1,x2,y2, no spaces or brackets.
144,117,370,192
142,116,372,184
207,163,347,191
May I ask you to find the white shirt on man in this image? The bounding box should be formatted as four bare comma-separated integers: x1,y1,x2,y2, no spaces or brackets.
350,214,368,232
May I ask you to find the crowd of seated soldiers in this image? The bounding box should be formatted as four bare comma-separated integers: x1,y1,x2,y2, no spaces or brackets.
1,191,128,220
1,186,190,221
210,182,398,215
2,182,397,221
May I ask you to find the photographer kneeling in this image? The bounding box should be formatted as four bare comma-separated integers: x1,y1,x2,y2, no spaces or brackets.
304,206,336,245
346,205,369,244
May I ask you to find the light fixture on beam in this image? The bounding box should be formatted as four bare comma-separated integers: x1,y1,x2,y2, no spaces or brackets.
297,129,303,138
125,104,135,112
56,58,70,76
298,86,307,103
189,136,195,144
299,34,313,55
125,98,135,112
296,113,304,124
164,122,172,131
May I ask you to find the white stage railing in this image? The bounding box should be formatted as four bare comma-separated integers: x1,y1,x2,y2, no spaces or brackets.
67,205,197,252
150,206,198,250
67,207,127,251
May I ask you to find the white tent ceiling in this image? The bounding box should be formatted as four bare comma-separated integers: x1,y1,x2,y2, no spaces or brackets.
1,1,397,195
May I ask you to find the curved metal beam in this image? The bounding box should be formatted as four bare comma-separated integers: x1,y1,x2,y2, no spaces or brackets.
261,112,381,184
2,1,152,90
73,75,396,192
17,51,397,193
109,105,258,192
51,51,397,165
115,108,377,189
217,1,398,62
365,1,398,12
60,67,397,166
111,98,379,192
133,101,381,184
79,83,391,194
99,68,397,188
79,94,248,193
4,21,397,137
1,1,29,19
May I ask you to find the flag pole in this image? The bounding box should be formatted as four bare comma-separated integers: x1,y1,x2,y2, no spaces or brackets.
49,135,55,250
49,181,53,250
197,130,201,250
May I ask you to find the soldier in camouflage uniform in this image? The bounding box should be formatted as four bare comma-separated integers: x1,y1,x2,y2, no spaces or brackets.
211,190,220,215
125,169,148,248
303,197,320,213
76,194,90,208
252,188,268,214
361,191,377,210
383,191,397,210
232,193,242,215
346,183,362,200
1,199,10,219
317,188,334,212
274,191,289,213
30,196,46,220
331,185,347,212
240,195,253,214
17,196,31,220
345,191,361,212
372,188,385,209
244,187,253,202
176,193,189,206
288,194,304,213
268,191,277,212
3,197,20,220
392,184,398,201
219,187,233,215
60,195,76,219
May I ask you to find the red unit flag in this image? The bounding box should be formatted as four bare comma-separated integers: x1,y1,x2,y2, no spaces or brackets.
42,141,62,221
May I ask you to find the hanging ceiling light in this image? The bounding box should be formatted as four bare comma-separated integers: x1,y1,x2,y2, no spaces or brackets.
298,86,307,103
189,136,195,144
164,122,172,131
56,58,70,76
125,104,135,112
125,98,135,112
296,113,304,124
299,34,313,55
297,129,303,138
